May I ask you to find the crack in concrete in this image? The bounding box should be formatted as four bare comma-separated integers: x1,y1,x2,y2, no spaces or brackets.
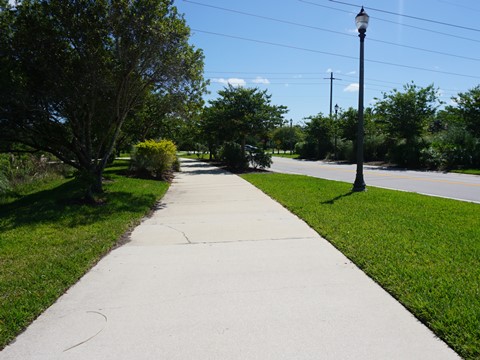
63,311,107,352
164,225,192,244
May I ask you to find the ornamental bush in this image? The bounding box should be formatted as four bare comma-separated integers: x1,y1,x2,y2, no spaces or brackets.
247,149,272,169
218,142,248,170
131,139,178,179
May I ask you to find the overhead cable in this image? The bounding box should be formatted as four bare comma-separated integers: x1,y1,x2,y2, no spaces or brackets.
328,0,480,32
184,0,480,61
298,0,480,44
192,29,480,80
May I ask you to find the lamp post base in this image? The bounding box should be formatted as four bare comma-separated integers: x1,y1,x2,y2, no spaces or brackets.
352,177,366,192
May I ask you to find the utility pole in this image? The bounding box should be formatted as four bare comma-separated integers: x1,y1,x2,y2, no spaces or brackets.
290,119,293,154
324,72,341,117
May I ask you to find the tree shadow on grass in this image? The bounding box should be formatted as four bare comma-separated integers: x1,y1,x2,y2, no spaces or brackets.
0,180,156,230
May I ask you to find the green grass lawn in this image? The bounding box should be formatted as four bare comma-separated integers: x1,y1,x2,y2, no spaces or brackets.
451,169,480,175
0,160,169,349
241,173,480,360
271,152,299,159
179,152,211,161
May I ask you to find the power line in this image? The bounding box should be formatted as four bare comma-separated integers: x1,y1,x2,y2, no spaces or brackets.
208,81,460,98
329,0,480,33
298,0,480,44
184,0,480,62
437,0,480,13
192,29,480,80
206,72,468,93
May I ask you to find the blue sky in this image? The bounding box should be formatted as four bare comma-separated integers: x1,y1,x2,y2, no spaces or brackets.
176,0,480,124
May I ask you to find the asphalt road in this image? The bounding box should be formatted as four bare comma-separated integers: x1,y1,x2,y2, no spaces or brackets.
270,157,480,203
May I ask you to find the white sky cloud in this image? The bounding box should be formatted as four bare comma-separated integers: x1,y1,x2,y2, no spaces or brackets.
212,78,246,87
344,83,359,92
347,71,356,75
252,76,270,84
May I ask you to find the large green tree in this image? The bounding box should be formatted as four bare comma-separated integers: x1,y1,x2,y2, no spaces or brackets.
271,125,304,153
374,83,441,166
375,83,440,141
0,0,205,200
448,85,480,138
302,113,333,159
202,85,288,154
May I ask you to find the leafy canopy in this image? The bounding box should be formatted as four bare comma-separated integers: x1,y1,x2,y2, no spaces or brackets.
374,83,441,141
0,0,206,198
202,85,288,149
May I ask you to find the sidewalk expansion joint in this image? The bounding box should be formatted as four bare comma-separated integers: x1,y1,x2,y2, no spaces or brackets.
190,236,318,245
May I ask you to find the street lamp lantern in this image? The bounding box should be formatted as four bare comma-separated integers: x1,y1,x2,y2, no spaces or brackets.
352,6,369,192
334,103,339,114
355,6,369,32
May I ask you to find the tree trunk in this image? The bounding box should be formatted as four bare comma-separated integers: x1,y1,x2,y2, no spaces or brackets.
93,169,103,193
83,167,103,203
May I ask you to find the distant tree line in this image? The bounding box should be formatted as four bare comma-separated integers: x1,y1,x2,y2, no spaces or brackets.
292,82,480,170
169,81,480,171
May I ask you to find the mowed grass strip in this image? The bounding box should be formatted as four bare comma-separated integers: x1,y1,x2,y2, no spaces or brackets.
0,160,169,349
241,173,480,360
451,169,480,175
271,153,299,159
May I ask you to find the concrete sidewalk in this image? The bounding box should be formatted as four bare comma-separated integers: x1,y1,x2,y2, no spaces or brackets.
1,159,460,359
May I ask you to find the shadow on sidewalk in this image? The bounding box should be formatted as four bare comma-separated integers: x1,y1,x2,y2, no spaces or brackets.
180,159,228,175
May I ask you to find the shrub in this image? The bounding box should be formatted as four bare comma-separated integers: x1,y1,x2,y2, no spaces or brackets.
295,141,317,159
0,171,10,195
337,139,355,163
172,157,181,172
218,142,248,170
386,137,427,168
0,153,70,196
364,134,388,162
194,143,208,158
422,126,480,170
248,149,272,169
131,139,178,179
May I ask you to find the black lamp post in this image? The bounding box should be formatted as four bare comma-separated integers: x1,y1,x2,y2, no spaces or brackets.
352,6,369,192
334,103,339,161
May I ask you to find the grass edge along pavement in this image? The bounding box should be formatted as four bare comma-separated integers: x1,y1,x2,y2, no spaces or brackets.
0,160,169,350
241,172,479,360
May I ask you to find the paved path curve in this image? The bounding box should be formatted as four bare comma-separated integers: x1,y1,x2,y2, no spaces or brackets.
0,159,460,359
271,157,480,203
